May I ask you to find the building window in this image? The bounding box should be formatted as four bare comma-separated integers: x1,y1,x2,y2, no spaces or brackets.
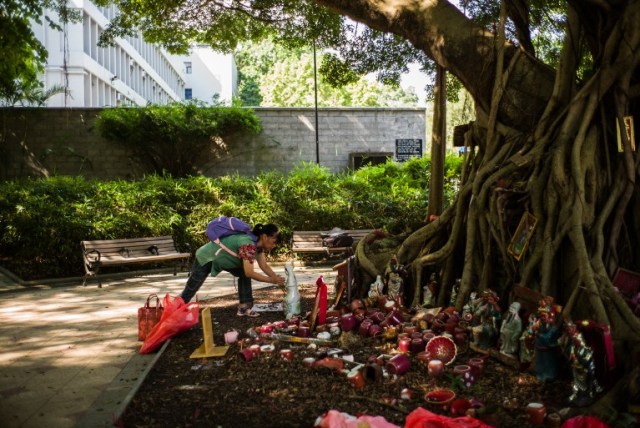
185,88,192,100
184,62,192,74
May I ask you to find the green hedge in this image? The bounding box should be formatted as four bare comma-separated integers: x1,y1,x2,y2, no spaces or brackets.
0,156,462,280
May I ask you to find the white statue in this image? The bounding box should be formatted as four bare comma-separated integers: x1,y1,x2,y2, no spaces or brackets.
368,275,385,299
500,301,522,356
284,263,301,319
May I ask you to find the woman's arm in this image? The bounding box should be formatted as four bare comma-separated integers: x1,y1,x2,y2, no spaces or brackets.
257,252,285,286
243,257,285,286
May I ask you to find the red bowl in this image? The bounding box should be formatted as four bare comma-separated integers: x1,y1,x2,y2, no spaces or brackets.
425,336,457,365
424,389,456,407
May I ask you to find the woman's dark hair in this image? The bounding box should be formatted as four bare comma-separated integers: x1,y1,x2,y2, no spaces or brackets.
252,223,279,237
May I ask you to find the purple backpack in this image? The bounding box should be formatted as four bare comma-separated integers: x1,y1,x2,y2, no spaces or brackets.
206,216,257,258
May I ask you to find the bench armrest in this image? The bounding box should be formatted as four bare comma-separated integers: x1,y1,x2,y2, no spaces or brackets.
84,249,101,263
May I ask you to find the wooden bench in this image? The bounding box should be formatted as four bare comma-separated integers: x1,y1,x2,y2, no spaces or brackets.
81,236,191,287
291,229,374,257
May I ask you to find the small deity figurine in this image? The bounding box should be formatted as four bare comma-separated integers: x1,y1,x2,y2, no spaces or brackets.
468,289,502,350
532,299,562,382
422,273,438,307
449,278,461,306
387,272,403,301
499,301,522,356
561,320,603,406
386,255,406,304
364,275,385,306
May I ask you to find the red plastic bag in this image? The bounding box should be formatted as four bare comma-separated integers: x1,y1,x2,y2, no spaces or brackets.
561,416,609,428
405,408,493,428
140,294,199,354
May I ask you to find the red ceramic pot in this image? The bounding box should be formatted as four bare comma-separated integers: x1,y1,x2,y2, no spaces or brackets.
259,324,275,334
386,310,403,326
347,369,365,390
423,332,436,342
398,337,411,353
526,402,546,425
363,363,384,383
453,364,476,388
313,357,344,373
359,320,373,337
279,349,293,361
402,323,417,334
370,311,386,324
451,398,472,416
410,337,425,354
273,320,287,330
338,312,358,331
424,389,456,409
468,357,484,377
368,323,383,337
427,359,444,378
248,344,261,358
386,354,411,376
416,351,431,367
297,326,310,338
238,348,254,362
431,319,445,334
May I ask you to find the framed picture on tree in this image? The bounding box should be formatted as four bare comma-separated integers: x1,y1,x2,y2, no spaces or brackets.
508,212,538,261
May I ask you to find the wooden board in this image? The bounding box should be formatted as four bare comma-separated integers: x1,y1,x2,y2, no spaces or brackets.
190,307,229,358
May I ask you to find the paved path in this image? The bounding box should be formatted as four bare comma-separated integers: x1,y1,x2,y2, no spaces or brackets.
0,265,337,428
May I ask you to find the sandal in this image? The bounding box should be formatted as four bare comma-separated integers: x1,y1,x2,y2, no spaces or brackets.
236,307,260,317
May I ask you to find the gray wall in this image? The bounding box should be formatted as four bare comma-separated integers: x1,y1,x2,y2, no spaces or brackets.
0,107,425,180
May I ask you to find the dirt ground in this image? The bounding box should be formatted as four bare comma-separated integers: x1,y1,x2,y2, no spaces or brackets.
120,283,595,428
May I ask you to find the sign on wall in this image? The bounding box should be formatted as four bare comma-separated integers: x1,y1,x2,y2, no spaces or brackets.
395,139,423,162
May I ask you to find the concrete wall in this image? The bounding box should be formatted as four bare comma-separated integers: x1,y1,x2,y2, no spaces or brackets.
0,107,426,180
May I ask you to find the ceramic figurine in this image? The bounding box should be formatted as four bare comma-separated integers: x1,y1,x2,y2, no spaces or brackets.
469,289,501,350
519,313,537,363
499,301,522,356
449,278,461,306
283,263,301,319
561,320,603,406
422,273,438,307
532,300,562,382
387,272,403,301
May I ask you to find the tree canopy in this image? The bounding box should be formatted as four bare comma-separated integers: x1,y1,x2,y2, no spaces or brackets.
0,0,79,105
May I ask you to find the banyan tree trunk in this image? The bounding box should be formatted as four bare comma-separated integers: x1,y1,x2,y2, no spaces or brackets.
352,0,640,414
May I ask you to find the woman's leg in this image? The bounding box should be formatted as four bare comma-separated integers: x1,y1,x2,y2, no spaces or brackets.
179,260,212,303
228,268,253,306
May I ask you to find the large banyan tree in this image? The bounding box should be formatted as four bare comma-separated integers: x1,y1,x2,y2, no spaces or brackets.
98,0,640,410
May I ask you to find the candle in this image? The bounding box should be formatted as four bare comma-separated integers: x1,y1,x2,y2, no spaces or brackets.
427,359,444,378
526,402,546,425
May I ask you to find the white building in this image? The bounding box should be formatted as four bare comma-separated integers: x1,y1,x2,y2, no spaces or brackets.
181,46,238,105
32,1,237,107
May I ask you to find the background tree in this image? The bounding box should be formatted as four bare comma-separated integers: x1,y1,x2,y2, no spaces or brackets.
0,0,80,105
235,39,418,107
96,0,640,413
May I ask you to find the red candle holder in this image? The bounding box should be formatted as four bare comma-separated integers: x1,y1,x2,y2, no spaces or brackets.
398,337,411,353
427,359,444,378
526,402,546,425
279,349,293,361
386,354,411,376
347,369,366,389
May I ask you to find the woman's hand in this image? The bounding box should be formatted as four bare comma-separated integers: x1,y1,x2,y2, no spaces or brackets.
273,275,286,286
